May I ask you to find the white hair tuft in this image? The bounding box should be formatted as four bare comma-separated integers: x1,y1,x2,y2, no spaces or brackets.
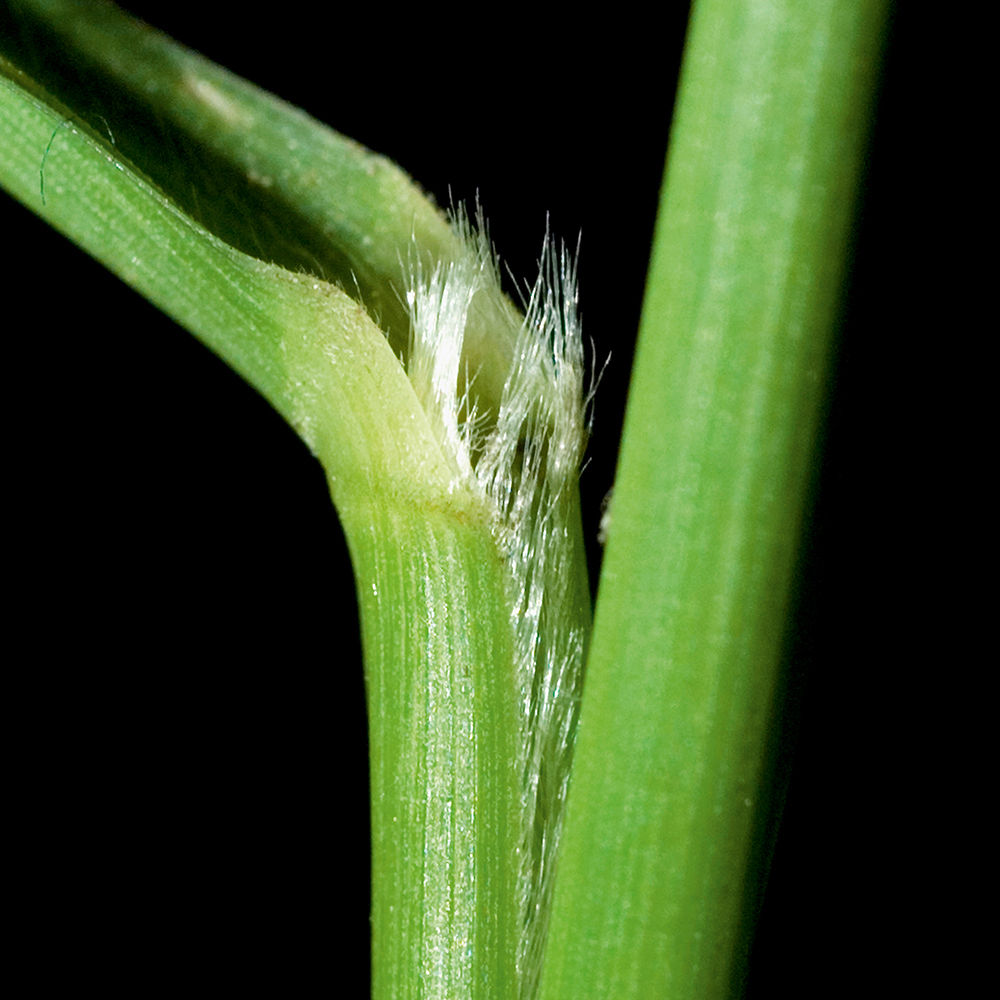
405,206,590,998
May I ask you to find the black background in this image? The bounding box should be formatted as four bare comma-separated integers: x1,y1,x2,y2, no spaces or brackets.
2,3,921,994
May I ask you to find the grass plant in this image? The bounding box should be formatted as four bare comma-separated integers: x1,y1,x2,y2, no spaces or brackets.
1,1,891,995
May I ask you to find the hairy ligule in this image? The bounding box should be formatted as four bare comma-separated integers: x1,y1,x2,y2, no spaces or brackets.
405,209,589,999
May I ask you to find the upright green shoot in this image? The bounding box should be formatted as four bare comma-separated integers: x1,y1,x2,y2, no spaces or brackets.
539,2,890,997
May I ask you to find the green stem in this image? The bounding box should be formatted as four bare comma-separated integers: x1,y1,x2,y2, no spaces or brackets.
346,497,521,998
1,12,591,994
539,2,890,997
